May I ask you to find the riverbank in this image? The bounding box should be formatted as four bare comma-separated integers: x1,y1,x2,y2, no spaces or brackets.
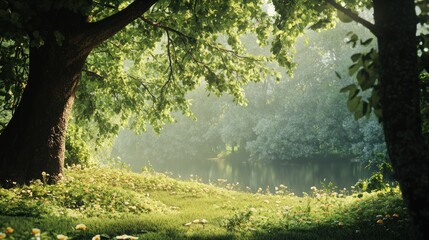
0,166,416,239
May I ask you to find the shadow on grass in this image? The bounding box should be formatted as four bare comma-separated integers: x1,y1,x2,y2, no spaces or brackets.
0,215,421,240
68,220,419,240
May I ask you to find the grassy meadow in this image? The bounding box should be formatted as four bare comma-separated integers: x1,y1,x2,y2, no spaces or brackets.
0,166,417,240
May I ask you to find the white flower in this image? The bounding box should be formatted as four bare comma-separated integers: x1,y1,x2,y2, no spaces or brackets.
116,234,138,239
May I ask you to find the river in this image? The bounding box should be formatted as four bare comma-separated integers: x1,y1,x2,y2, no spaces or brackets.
125,157,371,195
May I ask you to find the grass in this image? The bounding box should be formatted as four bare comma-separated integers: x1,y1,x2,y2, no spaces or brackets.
0,165,418,239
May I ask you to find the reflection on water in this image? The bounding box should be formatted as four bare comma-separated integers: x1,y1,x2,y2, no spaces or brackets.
126,157,371,195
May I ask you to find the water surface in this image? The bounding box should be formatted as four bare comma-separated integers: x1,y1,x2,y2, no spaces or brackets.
126,157,371,195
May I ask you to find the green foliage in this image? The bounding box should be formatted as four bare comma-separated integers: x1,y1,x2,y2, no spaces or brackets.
0,37,28,130
354,157,395,193
113,22,386,166
73,0,277,139
65,124,92,167
0,0,279,164
339,34,380,121
224,208,254,232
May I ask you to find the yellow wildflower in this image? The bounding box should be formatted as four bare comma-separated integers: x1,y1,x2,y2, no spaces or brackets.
393,213,399,218
0,232,6,239
376,219,383,224
32,228,41,236
57,234,68,240
75,223,87,231
92,235,101,240
5,227,13,234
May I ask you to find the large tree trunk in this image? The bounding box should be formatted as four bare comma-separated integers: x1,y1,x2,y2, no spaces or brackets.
0,34,89,187
0,1,157,187
373,0,429,238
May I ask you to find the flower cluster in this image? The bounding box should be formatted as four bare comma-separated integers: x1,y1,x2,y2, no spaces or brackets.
0,224,140,240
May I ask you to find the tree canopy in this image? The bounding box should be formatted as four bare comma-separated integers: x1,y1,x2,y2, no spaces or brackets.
1,0,277,132
1,0,429,238
113,23,386,169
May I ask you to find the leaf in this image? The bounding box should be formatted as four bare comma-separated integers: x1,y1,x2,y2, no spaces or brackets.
349,88,360,99
347,96,361,112
363,101,372,119
346,33,359,47
309,19,330,30
348,63,360,76
351,53,361,62
360,38,373,46
335,71,342,79
354,101,364,120
340,84,356,93
357,69,370,90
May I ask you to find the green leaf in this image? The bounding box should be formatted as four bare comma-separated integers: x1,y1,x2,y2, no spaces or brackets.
357,69,370,89
335,71,342,79
354,101,364,120
360,38,373,46
337,10,353,23
346,33,359,47
351,53,361,62
347,96,361,112
309,19,331,30
363,101,371,119
348,62,361,76
340,84,356,93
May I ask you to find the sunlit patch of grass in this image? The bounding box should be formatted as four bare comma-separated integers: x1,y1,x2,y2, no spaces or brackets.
0,166,416,239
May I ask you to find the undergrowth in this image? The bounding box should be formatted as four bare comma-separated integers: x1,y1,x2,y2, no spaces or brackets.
0,165,416,240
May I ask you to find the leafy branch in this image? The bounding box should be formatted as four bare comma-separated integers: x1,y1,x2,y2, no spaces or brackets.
324,0,377,36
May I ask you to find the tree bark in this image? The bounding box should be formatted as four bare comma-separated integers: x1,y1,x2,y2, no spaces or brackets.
0,1,158,187
0,34,89,186
373,0,429,238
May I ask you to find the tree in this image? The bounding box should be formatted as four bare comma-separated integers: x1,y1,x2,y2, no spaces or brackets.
0,0,275,186
271,0,429,237
113,25,386,171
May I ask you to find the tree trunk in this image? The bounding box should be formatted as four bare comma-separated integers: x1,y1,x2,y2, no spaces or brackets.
0,1,157,187
0,34,89,187
373,0,429,238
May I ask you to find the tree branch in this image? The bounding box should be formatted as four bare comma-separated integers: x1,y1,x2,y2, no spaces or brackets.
324,0,377,36
82,69,104,79
141,17,195,40
83,0,158,49
128,74,157,102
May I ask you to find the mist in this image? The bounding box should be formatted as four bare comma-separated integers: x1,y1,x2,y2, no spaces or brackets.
111,22,385,194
